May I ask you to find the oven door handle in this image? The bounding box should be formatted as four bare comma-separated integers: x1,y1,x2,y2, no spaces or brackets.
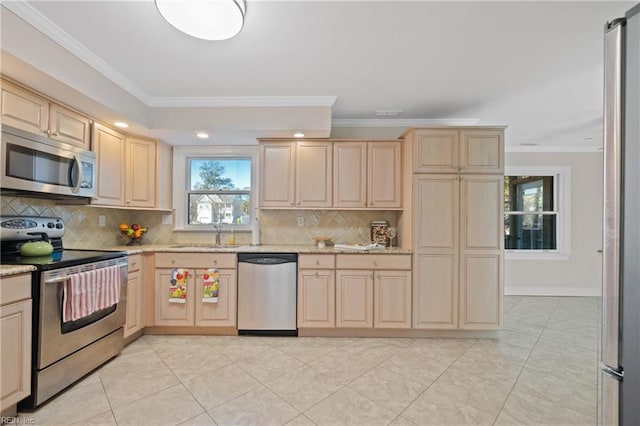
45,275,72,284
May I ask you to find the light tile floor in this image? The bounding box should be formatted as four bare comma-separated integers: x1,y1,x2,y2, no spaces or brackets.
17,296,600,425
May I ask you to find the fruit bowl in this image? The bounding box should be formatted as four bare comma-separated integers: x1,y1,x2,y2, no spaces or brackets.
118,223,148,246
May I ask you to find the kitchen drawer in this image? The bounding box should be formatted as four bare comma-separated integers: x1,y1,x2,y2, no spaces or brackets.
128,254,142,273
299,254,335,269
1,273,31,305
336,254,411,270
155,252,236,269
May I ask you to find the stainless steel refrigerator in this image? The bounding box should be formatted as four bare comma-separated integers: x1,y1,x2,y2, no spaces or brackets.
602,3,640,425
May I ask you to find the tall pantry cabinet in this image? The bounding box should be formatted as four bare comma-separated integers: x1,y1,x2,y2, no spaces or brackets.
401,127,505,330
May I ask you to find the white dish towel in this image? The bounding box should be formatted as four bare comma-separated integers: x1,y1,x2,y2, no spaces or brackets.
62,265,121,322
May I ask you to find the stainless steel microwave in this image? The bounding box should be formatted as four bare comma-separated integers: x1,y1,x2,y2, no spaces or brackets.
1,125,96,198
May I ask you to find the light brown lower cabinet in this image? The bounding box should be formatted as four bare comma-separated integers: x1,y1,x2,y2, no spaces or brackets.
154,253,236,327
336,269,373,327
298,254,335,328
373,270,412,329
124,254,143,338
1,273,32,412
335,254,412,329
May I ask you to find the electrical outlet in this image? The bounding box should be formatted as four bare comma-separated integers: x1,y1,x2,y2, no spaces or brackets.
98,215,106,227
297,216,304,227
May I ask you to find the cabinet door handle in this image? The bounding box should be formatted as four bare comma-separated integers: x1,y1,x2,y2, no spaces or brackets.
171,259,176,264
213,259,218,265
373,261,378,267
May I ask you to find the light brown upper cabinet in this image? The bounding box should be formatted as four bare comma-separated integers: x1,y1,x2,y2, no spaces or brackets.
259,140,332,208
409,128,504,174
1,79,91,150
259,141,296,207
259,139,401,210
92,123,157,208
125,137,157,208
367,142,402,208
333,141,402,209
333,142,367,208
296,141,333,208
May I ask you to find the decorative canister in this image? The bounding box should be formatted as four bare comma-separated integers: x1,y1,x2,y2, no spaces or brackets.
370,221,390,246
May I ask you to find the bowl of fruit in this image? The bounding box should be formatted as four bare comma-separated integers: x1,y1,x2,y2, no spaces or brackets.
118,223,148,246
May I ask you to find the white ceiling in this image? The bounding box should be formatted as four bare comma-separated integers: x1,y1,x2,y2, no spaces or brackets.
0,0,635,148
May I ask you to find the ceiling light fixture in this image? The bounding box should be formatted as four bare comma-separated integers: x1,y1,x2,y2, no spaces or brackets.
196,132,210,139
155,0,246,41
293,132,305,138
114,121,129,128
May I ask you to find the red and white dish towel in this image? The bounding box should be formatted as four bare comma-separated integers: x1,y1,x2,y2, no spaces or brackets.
62,265,121,322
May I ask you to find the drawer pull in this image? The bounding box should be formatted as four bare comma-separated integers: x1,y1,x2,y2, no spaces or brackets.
316,260,320,265
171,259,176,264
315,272,319,277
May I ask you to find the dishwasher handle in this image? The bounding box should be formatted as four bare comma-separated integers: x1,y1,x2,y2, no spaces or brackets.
237,252,297,265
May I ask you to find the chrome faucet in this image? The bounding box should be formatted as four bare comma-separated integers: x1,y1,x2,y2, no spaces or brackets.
213,224,221,245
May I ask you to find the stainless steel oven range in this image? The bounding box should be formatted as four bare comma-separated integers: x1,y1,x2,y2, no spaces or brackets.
0,216,127,410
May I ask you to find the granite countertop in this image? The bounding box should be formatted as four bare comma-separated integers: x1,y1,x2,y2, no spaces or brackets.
0,245,411,276
0,264,37,277
89,244,412,255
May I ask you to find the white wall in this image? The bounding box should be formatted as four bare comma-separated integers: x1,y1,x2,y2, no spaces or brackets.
505,151,603,296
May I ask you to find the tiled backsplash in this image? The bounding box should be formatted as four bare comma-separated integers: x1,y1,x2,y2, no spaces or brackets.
259,210,397,245
1,196,397,248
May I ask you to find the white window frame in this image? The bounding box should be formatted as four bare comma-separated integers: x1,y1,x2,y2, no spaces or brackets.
504,166,571,261
172,146,258,233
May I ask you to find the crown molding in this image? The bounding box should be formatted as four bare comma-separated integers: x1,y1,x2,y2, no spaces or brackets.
147,96,338,108
4,1,338,110
506,145,603,153
331,118,481,127
2,0,153,104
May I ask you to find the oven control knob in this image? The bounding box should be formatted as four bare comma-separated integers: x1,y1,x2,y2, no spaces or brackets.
47,222,55,228
56,223,63,229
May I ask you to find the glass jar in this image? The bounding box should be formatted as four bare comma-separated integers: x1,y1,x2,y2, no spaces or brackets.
370,221,390,246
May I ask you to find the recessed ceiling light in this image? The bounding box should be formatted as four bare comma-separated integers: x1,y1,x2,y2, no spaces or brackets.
114,121,129,128
520,143,539,146
196,132,210,139
293,132,305,138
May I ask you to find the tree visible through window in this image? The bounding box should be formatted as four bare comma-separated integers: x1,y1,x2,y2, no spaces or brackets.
504,175,557,250
187,158,251,227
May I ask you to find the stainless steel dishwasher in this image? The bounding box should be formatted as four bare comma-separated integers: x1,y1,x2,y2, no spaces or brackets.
237,253,298,335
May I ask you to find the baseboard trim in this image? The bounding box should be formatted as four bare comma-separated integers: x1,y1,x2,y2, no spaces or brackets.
505,286,601,297
298,328,500,339
143,326,238,335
